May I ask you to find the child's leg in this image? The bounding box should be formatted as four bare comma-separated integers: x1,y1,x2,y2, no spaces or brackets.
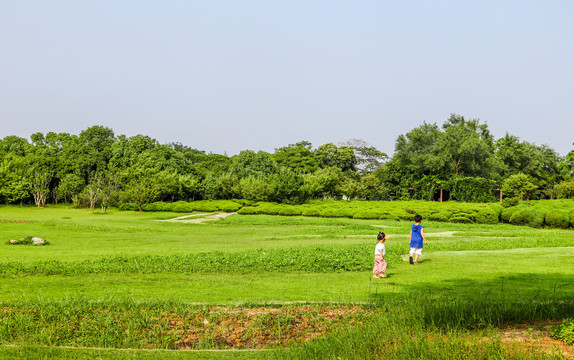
414,254,419,263
381,260,387,277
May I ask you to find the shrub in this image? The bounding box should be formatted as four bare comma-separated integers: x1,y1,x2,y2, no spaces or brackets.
170,201,194,213
237,207,258,215
474,207,499,224
191,201,220,212
143,202,169,212
353,211,380,220
450,216,473,223
218,203,242,212
489,204,504,217
428,211,452,222
544,210,570,229
118,203,139,211
550,318,574,345
501,197,519,208
500,207,519,223
509,208,545,228
380,212,401,221
277,207,302,216
301,208,321,217
570,210,574,228
319,209,353,218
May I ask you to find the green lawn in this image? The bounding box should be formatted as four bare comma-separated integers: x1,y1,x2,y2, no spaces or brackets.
1,205,573,359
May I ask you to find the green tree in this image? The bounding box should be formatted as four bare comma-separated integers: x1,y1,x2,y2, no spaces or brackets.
437,114,500,178
239,176,272,201
0,156,30,205
559,147,574,178
267,167,305,203
30,170,51,208
496,134,562,198
229,150,278,178
273,141,320,174
340,139,387,175
502,173,537,201
317,143,357,172
357,174,390,201
380,122,445,198
120,170,165,212
57,173,85,206
300,167,343,199
554,180,574,199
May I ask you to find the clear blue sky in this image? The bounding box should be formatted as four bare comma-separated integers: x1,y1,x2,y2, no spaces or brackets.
1,1,573,156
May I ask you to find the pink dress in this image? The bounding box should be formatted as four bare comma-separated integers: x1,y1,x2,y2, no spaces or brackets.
373,243,387,276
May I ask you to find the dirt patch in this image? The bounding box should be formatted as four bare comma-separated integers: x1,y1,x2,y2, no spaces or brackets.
0,219,33,224
483,322,572,358
169,305,369,349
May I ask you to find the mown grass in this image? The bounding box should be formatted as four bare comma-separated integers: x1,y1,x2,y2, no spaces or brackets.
1,205,573,359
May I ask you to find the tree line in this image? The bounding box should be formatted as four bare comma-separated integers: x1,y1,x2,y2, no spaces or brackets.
1,114,573,209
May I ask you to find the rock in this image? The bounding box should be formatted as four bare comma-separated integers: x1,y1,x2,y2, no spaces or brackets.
32,237,45,245
9,240,18,244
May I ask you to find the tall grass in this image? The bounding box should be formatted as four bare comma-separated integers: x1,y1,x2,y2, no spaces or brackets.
1,295,571,358
0,244,389,276
275,295,574,359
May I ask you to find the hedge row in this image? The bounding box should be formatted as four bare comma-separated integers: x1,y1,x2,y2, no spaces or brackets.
500,200,574,228
238,199,574,228
118,198,574,229
119,200,244,213
237,200,504,225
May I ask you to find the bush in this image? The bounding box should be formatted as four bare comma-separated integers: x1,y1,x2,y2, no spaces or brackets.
143,202,169,212
450,216,473,223
501,197,520,208
379,212,401,221
301,208,321,217
474,207,499,224
427,211,449,222
218,203,242,212
190,201,220,212
489,204,504,217
544,210,570,229
353,211,380,220
500,207,519,223
118,203,139,211
319,209,353,218
237,207,258,215
277,207,302,216
550,318,574,345
509,208,545,228
170,201,193,213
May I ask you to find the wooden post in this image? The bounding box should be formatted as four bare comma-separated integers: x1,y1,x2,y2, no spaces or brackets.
440,188,443,202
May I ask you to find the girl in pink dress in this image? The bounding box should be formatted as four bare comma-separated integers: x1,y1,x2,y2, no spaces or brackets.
373,232,387,278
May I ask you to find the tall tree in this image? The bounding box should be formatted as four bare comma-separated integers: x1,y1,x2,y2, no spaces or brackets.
340,139,387,175
273,141,320,174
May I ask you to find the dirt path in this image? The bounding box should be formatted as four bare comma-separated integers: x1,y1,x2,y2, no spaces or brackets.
160,213,237,224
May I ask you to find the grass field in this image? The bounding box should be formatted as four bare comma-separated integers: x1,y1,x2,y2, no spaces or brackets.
1,205,573,359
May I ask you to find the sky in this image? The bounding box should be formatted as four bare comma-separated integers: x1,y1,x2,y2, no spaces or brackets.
1,1,573,156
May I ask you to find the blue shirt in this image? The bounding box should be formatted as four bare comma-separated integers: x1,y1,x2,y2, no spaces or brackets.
410,224,424,248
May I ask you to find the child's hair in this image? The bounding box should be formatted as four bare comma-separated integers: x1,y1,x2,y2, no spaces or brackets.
414,214,423,222
377,232,386,241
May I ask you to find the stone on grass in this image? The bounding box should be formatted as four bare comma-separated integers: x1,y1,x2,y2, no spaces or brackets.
32,237,45,245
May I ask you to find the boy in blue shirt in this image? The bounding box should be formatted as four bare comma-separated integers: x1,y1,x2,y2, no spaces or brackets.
409,214,428,264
